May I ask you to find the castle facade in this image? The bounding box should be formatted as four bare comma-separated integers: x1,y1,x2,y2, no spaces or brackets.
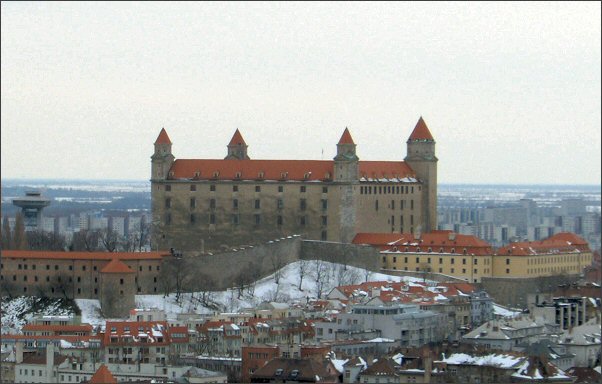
151,117,438,252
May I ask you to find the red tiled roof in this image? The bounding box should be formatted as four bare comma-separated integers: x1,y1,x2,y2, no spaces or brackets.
154,128,172,145
104,321,169,345
353,230,493,255
2,250,169,260
228,129,247,146
22,324,93,333
100,259,134,274
408,116,434,141
168,159,416,181
338,128,355,144
359,161,416,180
90,364,117,384
497,232,590,256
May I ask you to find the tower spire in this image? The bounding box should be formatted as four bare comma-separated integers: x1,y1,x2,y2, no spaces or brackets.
408,116,434,141
225,129,250,160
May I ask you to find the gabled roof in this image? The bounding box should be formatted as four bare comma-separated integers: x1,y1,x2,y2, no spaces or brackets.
498,232,590,256
338,128,355,145
90,364,117,384
363,358,398,376
353,230,493,255
408,117,434,141
100,259,134,274
154,128,172,145
228,129,247,146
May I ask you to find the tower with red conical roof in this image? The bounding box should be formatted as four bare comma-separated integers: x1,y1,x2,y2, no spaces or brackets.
405,117,438,232
225,129,250,160
334,127,359,242
151,128,175,180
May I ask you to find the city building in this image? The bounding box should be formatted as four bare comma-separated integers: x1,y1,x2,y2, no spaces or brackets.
151,117,438,251
11,191,51,232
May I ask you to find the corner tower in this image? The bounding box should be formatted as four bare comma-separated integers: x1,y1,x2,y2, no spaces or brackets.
333,127,359,182
151,128,175,180
334,128,359,243
404,117,438,232
225,129,250,160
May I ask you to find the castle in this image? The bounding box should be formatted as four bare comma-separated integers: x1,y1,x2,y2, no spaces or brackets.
151,117,438,252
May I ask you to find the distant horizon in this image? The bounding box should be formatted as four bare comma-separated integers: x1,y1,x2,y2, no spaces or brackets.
1,177,600,188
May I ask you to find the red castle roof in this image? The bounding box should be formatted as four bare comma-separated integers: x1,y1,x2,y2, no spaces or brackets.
338,128,355,144
100,259,134,274
408,117,434,141
154,127,172,145
229,129,247,146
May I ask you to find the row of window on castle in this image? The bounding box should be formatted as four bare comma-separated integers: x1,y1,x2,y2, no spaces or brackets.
6,263,160,272
165,184,328,193
386,256,492,265
165,212,328,228
360,185,419,194
165,197,329,211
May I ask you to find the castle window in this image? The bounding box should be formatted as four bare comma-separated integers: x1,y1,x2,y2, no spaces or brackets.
210,185,216,192
233,199,238,209
304,173,310,180
411,200,414,209
190,198,196,209
82,266,86,271
46,265,50,270
401,200,404,209
300,186,306,193
235,172,241,179
474,259,478,265
411,187,414,193
404,257,408,263
277,215,283,226
321,231,327,241
396,186,400,193
210,199,216,209
416,257,420,263
255,199,261,209
451,258,455,264
379,186,382,194
323,187,328,193
254,214,261,225
463,258,466,265
258,171,264,179
451,268,455,273
165,213,171,225
300,199,307,211
255,186,261,192
281,172,288,180
321,216,328,226
165,185,171,192
375,200,379,211
277,198,284,209
391,200,395,209
231,214,239,225
233,185,238,192
321,199,328,210
506,268,510,274
190,184,196,191
300,216,307,226
506,259,510,265
194,171,200,178
427,248,432,253
324,172,331,180
209,214,215,224
463,248,467,255
212,171,220,178
190,214,196,224
278,186,284,192
391,216,395,226
165,198,171,208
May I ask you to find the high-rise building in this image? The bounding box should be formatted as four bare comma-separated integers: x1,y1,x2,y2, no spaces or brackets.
151,118,438,252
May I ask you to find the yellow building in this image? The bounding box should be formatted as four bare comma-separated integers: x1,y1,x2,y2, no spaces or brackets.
354,231,592,283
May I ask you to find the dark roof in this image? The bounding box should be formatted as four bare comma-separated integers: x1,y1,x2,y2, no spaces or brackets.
363,358,398,377
251,357,338,382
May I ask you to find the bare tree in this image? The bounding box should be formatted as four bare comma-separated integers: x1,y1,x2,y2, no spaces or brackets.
13,212,27,250
364,268,373,282
159,256,192,303
27,230,67,251
336,264,361,286
99,228,119,252
270,251,285,284
1,215,12,249
419,263,433,283
298,259,310,290
314,260,331,299
52,273,74,299
71,230,101,252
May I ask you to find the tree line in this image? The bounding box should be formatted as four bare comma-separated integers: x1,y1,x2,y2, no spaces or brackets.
0,213,151,252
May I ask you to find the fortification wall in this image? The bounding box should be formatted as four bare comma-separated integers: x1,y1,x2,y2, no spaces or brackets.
299,240,379,271
481,274,580,308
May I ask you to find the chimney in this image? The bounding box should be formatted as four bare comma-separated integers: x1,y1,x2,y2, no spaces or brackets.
415,225,422,240
448,232,456,241
16,341,24,364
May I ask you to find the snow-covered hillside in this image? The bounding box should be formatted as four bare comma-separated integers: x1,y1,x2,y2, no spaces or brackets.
78,260,424,326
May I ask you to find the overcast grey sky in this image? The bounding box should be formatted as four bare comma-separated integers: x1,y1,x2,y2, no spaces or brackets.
1,2,600,184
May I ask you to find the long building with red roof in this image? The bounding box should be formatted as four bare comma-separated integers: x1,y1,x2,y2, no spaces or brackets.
150,117,438,251
353,231,592,282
